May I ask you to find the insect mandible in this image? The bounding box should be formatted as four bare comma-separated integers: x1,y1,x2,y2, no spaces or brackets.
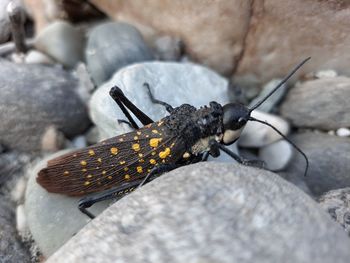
37,57,310,219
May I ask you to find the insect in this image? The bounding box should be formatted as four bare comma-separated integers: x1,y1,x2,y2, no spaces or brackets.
37,57,310,219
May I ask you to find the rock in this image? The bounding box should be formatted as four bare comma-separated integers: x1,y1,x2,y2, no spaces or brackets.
24,50,55,64
280,76,350,130
0,60,90,153
0,0,12,43
0,196,31,262
85,22,154,85
238,110,290,147
336,128,350,137
284,132,350,196
35,21,85,68
25,151,111,257
248,79,287,113
46,163,350,263
315,70,338,79
318,188,350,235
259,140,293,171
152,35,183,61
40,125,66,153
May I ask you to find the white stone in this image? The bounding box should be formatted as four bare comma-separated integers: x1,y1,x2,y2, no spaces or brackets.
336,128,350,137
16,204,27,236
238,111,290,148
25,50,55,64
315,70,338,79
259,140,294,171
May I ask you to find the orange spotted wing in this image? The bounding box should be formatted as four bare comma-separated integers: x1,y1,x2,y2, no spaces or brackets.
37,121,186,196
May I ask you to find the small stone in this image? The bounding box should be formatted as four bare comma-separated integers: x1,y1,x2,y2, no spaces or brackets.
16,204,28,236
238,110,290,148
336,127,350,137
25,151,111,257
70,136,87,149
85,22,154,85
284,132,350,196
280,76,350,130
24,50,55,64
35,20,85,68
248,79,287,113
0,60,90,153
259,140,294,171
46,163,350,263
41,125,66,152
318,188,350,235
152,35,183,61
315,70,337,79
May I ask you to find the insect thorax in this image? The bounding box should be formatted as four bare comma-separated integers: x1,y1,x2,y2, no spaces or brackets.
163,102,224,154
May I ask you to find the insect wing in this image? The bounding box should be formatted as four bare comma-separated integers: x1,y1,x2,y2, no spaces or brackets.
37,121,184,196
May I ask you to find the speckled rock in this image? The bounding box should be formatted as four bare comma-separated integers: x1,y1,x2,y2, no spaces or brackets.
284,132,350,196
280,76,350,130
47,163,350,263
0,60,90,153
85,22,154,85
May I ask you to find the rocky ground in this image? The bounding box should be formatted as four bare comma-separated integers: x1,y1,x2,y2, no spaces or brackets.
1,1,350,262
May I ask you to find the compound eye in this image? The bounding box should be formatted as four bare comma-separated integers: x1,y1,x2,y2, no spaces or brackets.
238,117,247,126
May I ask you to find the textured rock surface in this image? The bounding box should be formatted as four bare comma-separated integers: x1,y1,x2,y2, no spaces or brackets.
85,22,154,85
47,163,350,263
35,21,85,68
280,76,350,130
318,188,350,235
284,133,350,196
0,196,31,263
0,60,90,153
0,0,12,44
25,151,110,257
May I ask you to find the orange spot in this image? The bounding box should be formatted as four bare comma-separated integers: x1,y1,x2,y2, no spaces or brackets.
110,147,118,155
88,149,95,156
108,176,112,180
139,159,145,163
159,148,171,159
132,143,140,151
63,171,69,176
150,159,156,165
137,166,143,173
150,138,162,147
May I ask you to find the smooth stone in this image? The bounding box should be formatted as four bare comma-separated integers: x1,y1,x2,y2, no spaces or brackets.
315,69,337,79
25,151,111,257
284,132,350,196
238,111,290,148
280,76,350,130
336,127,350,137
89,61,238,160
85,22,153,85
0,60,90,153
24,50,55,65
35,21,85,68
0,0,12,43
318,188,350,235
248,79,287,113
0,197,31,262
47,162,350,263
152,35,183,61
259,140,294,171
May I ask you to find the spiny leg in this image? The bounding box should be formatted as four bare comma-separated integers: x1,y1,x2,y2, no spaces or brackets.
110,86,154,129
143,83,174,113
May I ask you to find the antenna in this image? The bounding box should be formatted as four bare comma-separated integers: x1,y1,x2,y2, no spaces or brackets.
249,57,311,113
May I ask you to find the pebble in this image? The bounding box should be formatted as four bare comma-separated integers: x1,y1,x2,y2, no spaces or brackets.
280,76,350,130
46,163,350,263
284,132,350,196
25,151,111,257
238,110,290,147
318,188,350,235
259,140,294,171
40,125,66,153
85,22,154,85
248,79,287,113
315,70,338,79
24,50,55,65
152,35,183,61
35,21,85,68
0,60,90,153
336,127,350,137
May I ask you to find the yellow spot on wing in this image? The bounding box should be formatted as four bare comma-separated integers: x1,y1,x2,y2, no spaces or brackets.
63,171,69,176
137,166,143,173
132,143,140,151
150,138,162,147
87,174,93,178
183,152,191,159
110,147,118,155
150,159,156,164
134,136,138,140
102,170,106,175
120,161,126,165
125,174,130,180
97,158,102,163
159,148,171,159
80,160,87,166
119,138,124,142
139,159,144,163
88,149,95,156
137,131,141,135
138,153,143,157
82,168,87,172
157,121,164,127
108,176,112,180
152,130,158,134
84,181,90,186
124,167,129,171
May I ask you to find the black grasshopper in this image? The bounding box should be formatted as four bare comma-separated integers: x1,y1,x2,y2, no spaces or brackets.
37,58,310,218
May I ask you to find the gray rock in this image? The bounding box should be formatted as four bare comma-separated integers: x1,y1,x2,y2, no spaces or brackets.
35,21,85,68
280,77,350,130
259,140,294,171
238,110,290,148
86,22,154,85
284,132,350,196
248,79,287,113
47,163,350,263
152,35,183,61
0,196,30,263
318,188,350,235
25,151,111,257
0,0,12,44
0,60,90,153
